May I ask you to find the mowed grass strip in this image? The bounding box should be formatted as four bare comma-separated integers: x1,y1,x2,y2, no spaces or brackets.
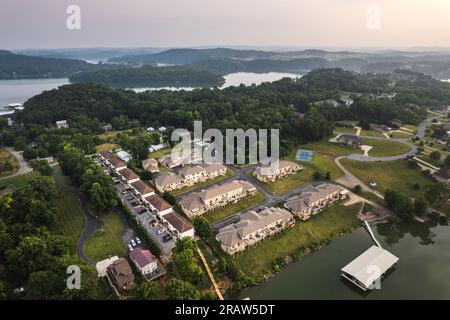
233,203,362,278
204,192,266,223
95,143,118,152
53,194,86,254
172,170,236,196
83,210,128,262
333,127,357,135
246,168,314,195
0,171,39,189
362,138,412,157
0,148,19,178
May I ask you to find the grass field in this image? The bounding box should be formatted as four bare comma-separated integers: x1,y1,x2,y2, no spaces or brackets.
233,203,362,278
333,127,357,135
362,138,412,157
98,130,131,141
247,168,314,195
172,170,236,196
390,131,413,139
95,143,118,152
0,171,39,189
360,129,385,137
149,147,171,159
0,148,19,178
402,124,419,132
83,210,128,261
204,192,266,223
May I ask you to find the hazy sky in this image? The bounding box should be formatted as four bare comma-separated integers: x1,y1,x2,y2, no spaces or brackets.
2,0,450,49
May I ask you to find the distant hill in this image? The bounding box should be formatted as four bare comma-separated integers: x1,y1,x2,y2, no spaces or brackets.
0,50,100,79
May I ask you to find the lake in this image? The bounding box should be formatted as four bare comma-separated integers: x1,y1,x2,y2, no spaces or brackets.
0,78,69,108
130,72,303,92
237,220,450,300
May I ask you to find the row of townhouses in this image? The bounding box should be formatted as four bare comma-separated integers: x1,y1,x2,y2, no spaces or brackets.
254,160,303,183
98,151,195,239
179,180,257,218
155,163,227,192
158,148,202,168
216,207,295,255
284,183,349,220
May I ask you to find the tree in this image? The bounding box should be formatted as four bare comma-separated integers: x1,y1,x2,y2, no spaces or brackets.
358,119,370,130
165,279,200,300
29,159,52,176
23,147,38,160
162,191,176,205
429,150,441,161
27,199,57,228
353,184,362,194
444,155,450,166
128,281,159,300
172,247,204,284
193,217,211,238
28,270,64,299
313,171,322,180
325,171,331,180
414,198,428,216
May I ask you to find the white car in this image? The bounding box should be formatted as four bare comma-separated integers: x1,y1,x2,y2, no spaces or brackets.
157,229,165,235
130,239,137,247
13,287,25,295
135,237,142,245
128,244,134,251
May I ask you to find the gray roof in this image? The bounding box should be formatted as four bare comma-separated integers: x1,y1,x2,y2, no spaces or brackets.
155,172,184,187
285,183,343,213
255,160,300,177
341,245,399,290
216,207,293,247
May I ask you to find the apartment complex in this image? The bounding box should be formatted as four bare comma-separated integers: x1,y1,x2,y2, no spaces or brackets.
155,163,227,192
142,158,159,173
216,207,295,255
254,160,302,183
179,180,257,218
284,183,348,220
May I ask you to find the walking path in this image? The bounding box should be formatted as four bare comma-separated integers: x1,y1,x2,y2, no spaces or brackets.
196,246,224,300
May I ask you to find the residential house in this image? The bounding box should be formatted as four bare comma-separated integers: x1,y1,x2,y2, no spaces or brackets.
155,163,227,192
149,143,169,153
434,166,450,184
118,168,140,184
284,183,347,220
96,256,119,277
130,180,155,198
254,160,302,183
390,119,403,128
142,158,159,173
56,120,69,129
336,134,362,148
108,157,127,172
216,207,295,255
98,150,115,161
179,180,257,218
158,126,167,132
161,211,195,239
117,150,132,162
130,247,157,277
158,153,185,168
335,120,354,128
338,97,354,106
145,194,173,216
374,124,392,133
106,257,135,294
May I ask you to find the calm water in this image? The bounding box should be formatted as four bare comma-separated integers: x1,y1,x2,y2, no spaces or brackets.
238,221,450,300
0,78,69,108
130,72,302,92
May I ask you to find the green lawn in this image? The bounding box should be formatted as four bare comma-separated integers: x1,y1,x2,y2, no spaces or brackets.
149,147,171,159
83,210,128,262
0,148,19,178
390,131,413,139
333,127,356,135
204,192,266,223
247,168,314,195
172,170,236,196
402,124,419,132
233,203,362,278
0,171,39,189
95,143,118,152
360,129,385,137
362,138,412,157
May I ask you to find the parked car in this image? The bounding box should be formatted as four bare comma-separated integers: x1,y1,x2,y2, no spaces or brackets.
162,234,172,242
128,244,134,251
131,201,140,207
121,190,128,195
157,228,166,235
13,287,25,295
126,196,134,201
136,207,147,214
130,239,137,247
135,237,141,245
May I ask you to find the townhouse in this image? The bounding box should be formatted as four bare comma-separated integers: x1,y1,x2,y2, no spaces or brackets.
216,207,295,255
179,180,257,218
284,183,348,220
130,180,155,198
118,168,140,184
155,163,227,192
254,160,302,183
142,158,159,173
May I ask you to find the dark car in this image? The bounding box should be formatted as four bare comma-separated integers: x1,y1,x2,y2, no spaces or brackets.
136,207,147,214
162,234,172,242
131,201,140,206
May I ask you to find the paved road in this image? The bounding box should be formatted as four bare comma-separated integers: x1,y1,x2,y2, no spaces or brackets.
52,168,103,265
0,147,32,180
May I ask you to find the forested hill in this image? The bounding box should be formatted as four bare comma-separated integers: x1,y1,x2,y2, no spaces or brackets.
69,65,225,88
15,68,450,155
0,50,99,79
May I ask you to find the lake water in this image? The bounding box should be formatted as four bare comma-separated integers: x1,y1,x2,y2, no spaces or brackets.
0,78,69,108
130,72,303,92
237,220,450,300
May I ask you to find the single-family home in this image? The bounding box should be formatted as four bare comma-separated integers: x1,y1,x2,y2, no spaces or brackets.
117,150,132,163
142,158,159,173
336,134,362,148
130,247,158,277
434,165,450,184
56,120,69,129
96,256,119,277
106,257,135,294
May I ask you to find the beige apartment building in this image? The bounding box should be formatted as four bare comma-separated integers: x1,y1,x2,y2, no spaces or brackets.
216,207,295,255
179,180,257,218
155,163,227,192
254,160,303,182
284,183,348,220
141,158,159,173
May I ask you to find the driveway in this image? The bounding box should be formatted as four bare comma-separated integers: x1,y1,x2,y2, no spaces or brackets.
0,147,32,180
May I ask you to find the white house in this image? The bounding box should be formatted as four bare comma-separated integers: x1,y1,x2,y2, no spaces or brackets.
117,150,132,162
130,248,157,276
56,120,69,129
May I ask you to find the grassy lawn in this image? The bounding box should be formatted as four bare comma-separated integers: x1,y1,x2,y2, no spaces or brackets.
95,143,118,152
233,203,362,278
247,168,314,195
83,210,128,262
98,130,131,141
360,129,385,137
390,131,413,139
172,170,235,196
0,148,19,178
0,171,39,189
204,192,266,223
333,127,356,135
149,147,171,159
402,124,419,132
362,138,412,157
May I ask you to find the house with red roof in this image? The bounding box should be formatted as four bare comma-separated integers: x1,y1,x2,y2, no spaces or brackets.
130,247,158,276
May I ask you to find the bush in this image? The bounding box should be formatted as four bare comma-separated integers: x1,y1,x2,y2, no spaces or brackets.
23,148,38,160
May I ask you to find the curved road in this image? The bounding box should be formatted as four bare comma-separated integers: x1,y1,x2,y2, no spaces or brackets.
52,168,103,265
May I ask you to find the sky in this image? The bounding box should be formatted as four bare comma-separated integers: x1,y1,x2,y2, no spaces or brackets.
1,0,450,49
